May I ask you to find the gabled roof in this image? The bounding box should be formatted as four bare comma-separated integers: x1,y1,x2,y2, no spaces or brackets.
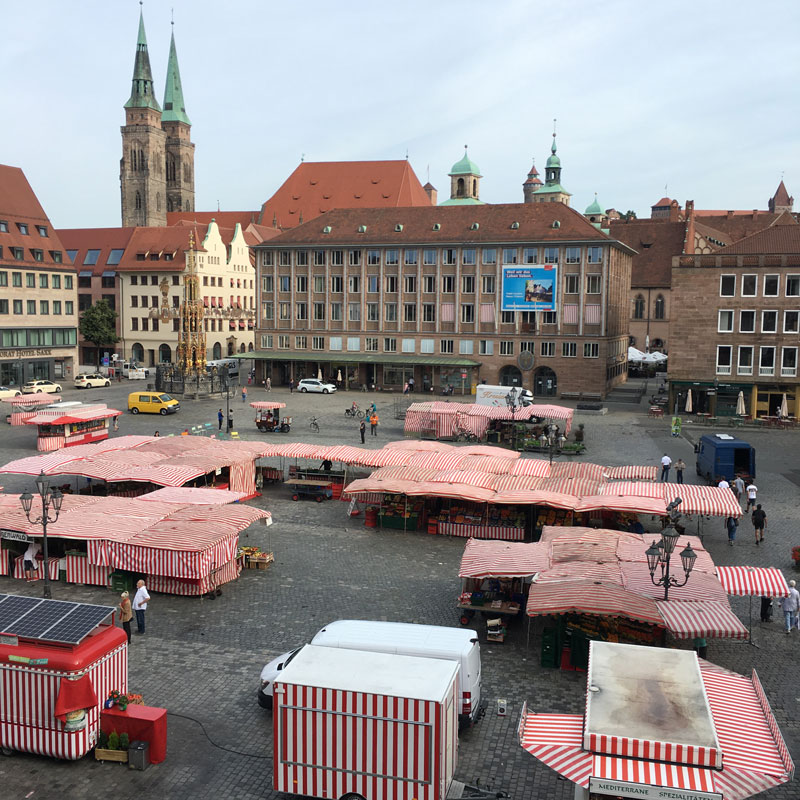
718,212,800,255
652,197,673,207
610,218,687,288
692,211,781,241
259,160,432,228
0,164,71,271
772,180,792,206
167,211,258,229
58,228,136,276
258,203,626,249
118,226,204,270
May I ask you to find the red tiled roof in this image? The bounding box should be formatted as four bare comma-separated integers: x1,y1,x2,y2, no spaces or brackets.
718,212,800,254
244,223,282,244
167,211,259,229
259,160,432,228
692,211,781,241
652,197,673,207
0,164,72,271
117,226,205,271
260,203,623,247
610,218,687,288
58,228,136,276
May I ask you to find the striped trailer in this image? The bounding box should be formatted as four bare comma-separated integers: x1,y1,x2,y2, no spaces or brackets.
273,645,459,800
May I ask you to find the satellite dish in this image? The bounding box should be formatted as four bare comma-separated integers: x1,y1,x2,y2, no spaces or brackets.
518,351,534,371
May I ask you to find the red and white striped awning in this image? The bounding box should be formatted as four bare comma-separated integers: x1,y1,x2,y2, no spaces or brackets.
136,487,249,505
489,489,577,509
458,538,550,578
538,477,602,497
361,449,415,468
249,401,287,410
550,461,609,481
408,482,496,503
576,494,668,515
620,562,730,602
457,444,520,459
490,474,543,492
662,483,743,517
407,452,467,471
599,480,665,498
275,442,325,459
3,393,62,407
509,458,551,478
431,470,498,490
383,439,454,451
591,755,720,795
605,465,658,481
656,600,749,640
315,445,369,464
457,455,519,474
716,566,790,598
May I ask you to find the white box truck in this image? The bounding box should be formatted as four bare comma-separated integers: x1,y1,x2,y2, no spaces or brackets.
474,384,533,407
273,645,459,800
259,620,483,729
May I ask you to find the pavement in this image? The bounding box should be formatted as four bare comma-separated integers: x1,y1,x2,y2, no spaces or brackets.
0,380,798,800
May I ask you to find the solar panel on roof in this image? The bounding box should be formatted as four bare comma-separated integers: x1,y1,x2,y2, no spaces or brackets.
44,606,113,645
0,594,114,645
9,601,78,638
0,595,43,631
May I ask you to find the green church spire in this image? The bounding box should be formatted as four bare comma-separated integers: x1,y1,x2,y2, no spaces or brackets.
124,8,162,112
162,28,191,124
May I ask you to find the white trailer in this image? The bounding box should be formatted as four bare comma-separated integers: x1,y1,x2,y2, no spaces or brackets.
474,384,533,407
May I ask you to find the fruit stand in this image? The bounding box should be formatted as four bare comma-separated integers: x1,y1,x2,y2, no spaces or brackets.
378,494,425,531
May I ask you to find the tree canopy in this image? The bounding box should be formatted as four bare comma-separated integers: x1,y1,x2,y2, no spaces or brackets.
79,299,119,365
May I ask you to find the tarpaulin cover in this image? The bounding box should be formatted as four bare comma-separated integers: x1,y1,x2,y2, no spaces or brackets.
509,458,552,478
655,600,749,640
458,538,550,578
661,483,743,518
716,566,790,598
54,675,98,723
249,401,287,410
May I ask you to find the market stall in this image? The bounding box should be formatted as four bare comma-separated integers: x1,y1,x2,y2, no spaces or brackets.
519,640,794,800
24,404,122,451
250,401,290,433
3,393,63,426
0,593,127,760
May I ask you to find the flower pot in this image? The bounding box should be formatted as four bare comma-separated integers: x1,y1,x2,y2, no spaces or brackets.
95,747,129,763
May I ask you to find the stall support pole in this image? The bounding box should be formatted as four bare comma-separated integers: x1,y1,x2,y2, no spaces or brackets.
747,595,759,649
404,495,408,532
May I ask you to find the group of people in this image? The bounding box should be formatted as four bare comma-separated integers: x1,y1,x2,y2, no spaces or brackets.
659,454,686,483
118,580,150,643
358,404,380,442
217,407,234,432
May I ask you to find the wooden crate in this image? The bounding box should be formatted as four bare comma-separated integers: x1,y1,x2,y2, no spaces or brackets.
247,553,274,570
95,748,128,763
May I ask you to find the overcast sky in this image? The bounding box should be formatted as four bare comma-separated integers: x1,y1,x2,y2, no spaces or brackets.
3,1,799,229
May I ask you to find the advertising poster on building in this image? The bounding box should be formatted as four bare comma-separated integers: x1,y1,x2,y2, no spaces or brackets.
501,265,557,311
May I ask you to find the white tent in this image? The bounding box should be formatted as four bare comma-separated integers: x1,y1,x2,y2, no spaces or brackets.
628,346,646,362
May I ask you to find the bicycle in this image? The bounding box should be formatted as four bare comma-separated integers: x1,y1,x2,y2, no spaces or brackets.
454,423,479,443
309,416,320,433
344,404,365,419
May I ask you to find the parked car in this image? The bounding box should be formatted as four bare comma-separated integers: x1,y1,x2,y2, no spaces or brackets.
297,378,336,394
22,380,62,394
75,373,111,389
0,386,22,400
128,391,180,415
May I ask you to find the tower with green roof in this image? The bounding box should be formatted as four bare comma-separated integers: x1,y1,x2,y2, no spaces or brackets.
530,131,571,206
441,147,485,206
120,10,194,227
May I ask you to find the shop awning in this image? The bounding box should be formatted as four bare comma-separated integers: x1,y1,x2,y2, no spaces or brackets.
599,480,665,499
538,477,602,497
509,458,552,478
662,483,743,517
242,350,481,368
518,710,593,787
458,538,550,578
655,600,749,640
591,755,720,796
490,474,543,492
604,465,658,481
576,494,668,515
407,452,469,471
716,566,790,598
457,445,521,460
489,489,578,509
274,442,325,459
383,440,455,452
550,461,609,481
249,401,287,411
431,470,498,490
457,455,520,474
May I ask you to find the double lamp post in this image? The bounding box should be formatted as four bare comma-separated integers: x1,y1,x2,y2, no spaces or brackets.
645,498,697,601
19,471,63,600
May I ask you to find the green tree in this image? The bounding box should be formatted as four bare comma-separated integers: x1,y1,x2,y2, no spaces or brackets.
621,210,638,220
79,299,119,367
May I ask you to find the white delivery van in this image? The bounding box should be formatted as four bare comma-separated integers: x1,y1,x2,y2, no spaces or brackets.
474,384,533,407
274,645,459,800
259,619,482,729
206,358,239,378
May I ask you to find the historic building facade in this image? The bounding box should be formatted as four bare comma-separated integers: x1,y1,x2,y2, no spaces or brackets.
253,203,633,398
0,165,79,385
120,10,194,227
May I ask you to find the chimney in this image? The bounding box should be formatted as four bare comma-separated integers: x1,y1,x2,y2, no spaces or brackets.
684,200,695,255
669,199,680,222
424,183,438,205
727,210,734,218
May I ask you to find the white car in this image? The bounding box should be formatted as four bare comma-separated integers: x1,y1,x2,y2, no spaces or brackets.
0,386,22,400
297,378,337,394
75,373,110,389
22,380,62,394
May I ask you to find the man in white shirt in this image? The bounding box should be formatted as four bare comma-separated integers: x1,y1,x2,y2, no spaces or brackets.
23,540,40,582
718,478,730,490
132,579,151,635
660,454,672,482
745,483,758,511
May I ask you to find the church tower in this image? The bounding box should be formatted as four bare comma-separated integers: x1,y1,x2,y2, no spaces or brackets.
522,160,543,203
120,8,167,227
441,147,484,205
162,27,195,215
530,129,571,206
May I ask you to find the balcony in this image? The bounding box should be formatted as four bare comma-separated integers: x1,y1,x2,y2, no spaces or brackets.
758,366,774,376
781,367,797,377
715,365,732,375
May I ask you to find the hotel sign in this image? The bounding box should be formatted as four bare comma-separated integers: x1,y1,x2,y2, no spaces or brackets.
589,778,722,800
0,349,53,358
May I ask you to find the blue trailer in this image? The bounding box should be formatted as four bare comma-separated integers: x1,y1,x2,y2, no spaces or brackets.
695,434,756,483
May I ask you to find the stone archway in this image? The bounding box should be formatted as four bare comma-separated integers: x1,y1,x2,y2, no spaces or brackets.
499,365,523,386
212,342,222,360
158,344,172,363
533,366,557,396
131,343,144,364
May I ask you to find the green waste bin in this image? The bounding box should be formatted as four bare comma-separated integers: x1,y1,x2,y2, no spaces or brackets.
110,572,134,594
541,627,558,668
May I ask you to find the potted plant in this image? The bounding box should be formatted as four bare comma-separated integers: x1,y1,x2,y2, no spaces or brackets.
95,730,130,763
792,546,800,568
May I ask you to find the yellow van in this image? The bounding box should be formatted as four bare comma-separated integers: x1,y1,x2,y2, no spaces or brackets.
128,391,180,416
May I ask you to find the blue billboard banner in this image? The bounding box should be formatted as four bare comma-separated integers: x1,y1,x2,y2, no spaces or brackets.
501,265,557,311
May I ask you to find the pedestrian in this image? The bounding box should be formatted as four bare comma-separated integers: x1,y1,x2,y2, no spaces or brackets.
675,458,685,484
227,409,234,432
745,481,758,510
725,515,738,546
119,591,133,644
370,411,379,436
359,419,366,444
780,580,800,634
242,385,248,403
403,382,409,394
113,416,119,432
751,503,766,545
23,540,40,582
132,579,150,635
265,377,271,392
217,408,223,431
717,477,730,490
733,474,745,505
289,379,294,393
760,595,773,623
692,636,708,659
154,431,160,437
408,376,415,392
660,453,672,482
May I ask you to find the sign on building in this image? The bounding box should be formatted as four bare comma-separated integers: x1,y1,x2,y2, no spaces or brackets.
501,265,557,312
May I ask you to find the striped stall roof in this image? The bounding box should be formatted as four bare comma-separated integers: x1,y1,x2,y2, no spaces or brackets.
456,445,520,460
249,401,287,410
716,566,790,598
549,528,626,563
576,494,668,515
655,600,748,640
538,477,602,497
382,439,455,451
591,755,719,795
509,458,552,478
406,452,468,471
604,465,658,481
490,474,543,492
3,394,63,407
457,455,520,474
430,470,498,490
275,442,326,459
137,487,248,504
360,449,416,467
599,481,665,498
458,539,550,578
550,462,609,481
536,561,623,586
661,483,743,518
620,562,730,602
407,482,496,502
315,445,372,464
488,489,578,509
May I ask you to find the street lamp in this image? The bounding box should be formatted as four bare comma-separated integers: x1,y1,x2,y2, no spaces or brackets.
645,497,697,601
505,388,522,450
19,471,63,599
538,429,566,464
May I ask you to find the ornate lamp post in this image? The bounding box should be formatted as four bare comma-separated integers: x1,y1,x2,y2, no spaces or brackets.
645,498,697,601
505,388,522,450
538,429,566,464
19,471,63,599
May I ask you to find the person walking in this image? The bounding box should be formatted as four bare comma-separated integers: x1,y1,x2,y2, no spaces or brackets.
745,481,758,510
760,595,773,623
132,580,150,635
227,409,234,432
359,419,366,444
780,580,800,634
119,591,133,644
265,377,271,392
660,453,672,482
717,477,730,490
733,474,745,506
217,408,223,431
751,503,766,545
369,411,379,436
23,540,41,582
725,515,738,546
675,458,685,484
289,379,294,393
242,385,248,403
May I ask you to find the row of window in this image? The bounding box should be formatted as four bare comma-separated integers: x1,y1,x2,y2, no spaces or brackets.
0,271,72,289
129,275,181,286
202,276,254,289
0,299,74,316
1,246,63,263
718,309,799,334
632,295,666,320
257,335,600,358
0,221,49,237
716,345,798,377
78,276,115,289
0,327,77,348
264,273,603,295
263,245,604,268
719,274,800,298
